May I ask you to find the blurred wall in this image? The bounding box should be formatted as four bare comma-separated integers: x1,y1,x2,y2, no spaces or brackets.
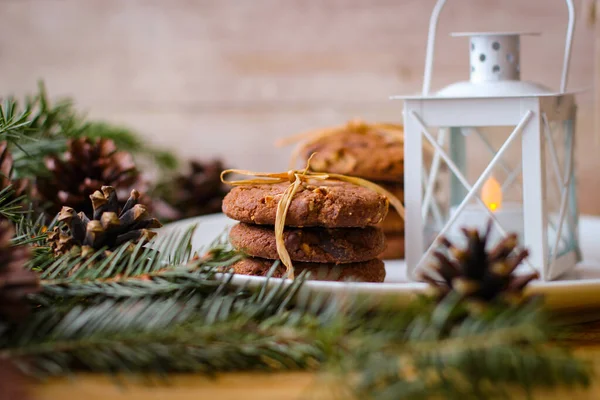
0,0,599,212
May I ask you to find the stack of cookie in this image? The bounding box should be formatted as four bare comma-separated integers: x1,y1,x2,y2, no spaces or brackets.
222,180,388,282
293,120,406,259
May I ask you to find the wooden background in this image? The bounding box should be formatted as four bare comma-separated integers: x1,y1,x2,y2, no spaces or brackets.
0,0,598,212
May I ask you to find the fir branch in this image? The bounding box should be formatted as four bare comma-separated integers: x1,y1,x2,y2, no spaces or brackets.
36,225,198,282
0,199,591,398
9,210,57,273
9,81,78,177
1,272,331,377
36,263,242,301
25,81,85,139
80,121,178,170
0,99,33,140
6,81,178,180
0,185,29,222
25,82,177,171
12,211,52,247
32,226,244,303
0,264,591,398
346,295,591,399
11,138,67,179
38,269,224,300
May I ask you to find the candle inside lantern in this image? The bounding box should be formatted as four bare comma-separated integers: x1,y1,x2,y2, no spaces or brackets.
447,176,525,248
481,176,502,212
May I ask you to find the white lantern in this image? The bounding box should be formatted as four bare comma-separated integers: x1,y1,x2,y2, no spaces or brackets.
392,0,581,281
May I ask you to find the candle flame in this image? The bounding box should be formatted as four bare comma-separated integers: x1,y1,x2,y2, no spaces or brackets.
482,176,502,212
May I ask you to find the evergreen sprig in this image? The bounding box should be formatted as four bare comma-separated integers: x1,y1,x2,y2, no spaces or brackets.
345,295,590,399
4,81,177,180
35,225,196,282
0,277,590,399
0,186,29,222
0,216,590,399
0,270,331,377
12,211,52,248
81,121,178,171
0,99,33,141
31,227,243,304
38,268,225,300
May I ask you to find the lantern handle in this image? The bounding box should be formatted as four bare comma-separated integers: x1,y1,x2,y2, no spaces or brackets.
421,0,575,95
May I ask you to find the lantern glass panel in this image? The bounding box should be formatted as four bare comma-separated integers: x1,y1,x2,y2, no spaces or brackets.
423,124,526,250
543,118,579,260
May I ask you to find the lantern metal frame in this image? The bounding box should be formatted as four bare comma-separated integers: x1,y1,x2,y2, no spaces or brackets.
392,0,581,281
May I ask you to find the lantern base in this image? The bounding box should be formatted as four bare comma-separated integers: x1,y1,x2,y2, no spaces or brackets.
544,251,578,281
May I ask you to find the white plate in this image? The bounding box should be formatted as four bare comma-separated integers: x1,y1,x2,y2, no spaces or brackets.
162,214,600,311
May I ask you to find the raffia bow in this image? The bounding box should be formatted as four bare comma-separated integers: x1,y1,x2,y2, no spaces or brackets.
221,156,405,279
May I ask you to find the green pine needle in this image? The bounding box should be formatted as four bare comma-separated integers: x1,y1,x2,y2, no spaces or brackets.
0,279,590,400
36,225,199,283
80,121,179,170
33,226,245,304
0,185,29,222
4,81,178,182
0,98,33,140
1,271,331,378
0,228,591,399
346,295,591,399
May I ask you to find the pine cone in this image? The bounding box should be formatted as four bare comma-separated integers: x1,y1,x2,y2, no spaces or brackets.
36,137,141,217
0,220,39,322
421,220,538,304
157,160,228,220
0,141,29,200
47,186,162,258
0,361,30,400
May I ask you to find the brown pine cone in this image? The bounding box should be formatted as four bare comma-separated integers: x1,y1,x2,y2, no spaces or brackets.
157,160,228,220
36,137,141,217
47,186,162,258
421,220,538,305
0,141,30,200
0,361,30,400
0,220,39,322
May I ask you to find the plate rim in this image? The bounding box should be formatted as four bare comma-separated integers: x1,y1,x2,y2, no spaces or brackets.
161,213,600,310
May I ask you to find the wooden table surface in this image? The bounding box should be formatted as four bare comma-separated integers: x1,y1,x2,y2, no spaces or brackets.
31,369,598,400
31,344,600,400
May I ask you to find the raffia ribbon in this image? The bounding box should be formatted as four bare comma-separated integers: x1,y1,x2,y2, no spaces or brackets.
221,156,405,279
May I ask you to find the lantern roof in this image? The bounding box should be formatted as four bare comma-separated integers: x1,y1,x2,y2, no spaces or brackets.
389,90,581,101
436,31,554,97
407,0,577,99
435,80,553,98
